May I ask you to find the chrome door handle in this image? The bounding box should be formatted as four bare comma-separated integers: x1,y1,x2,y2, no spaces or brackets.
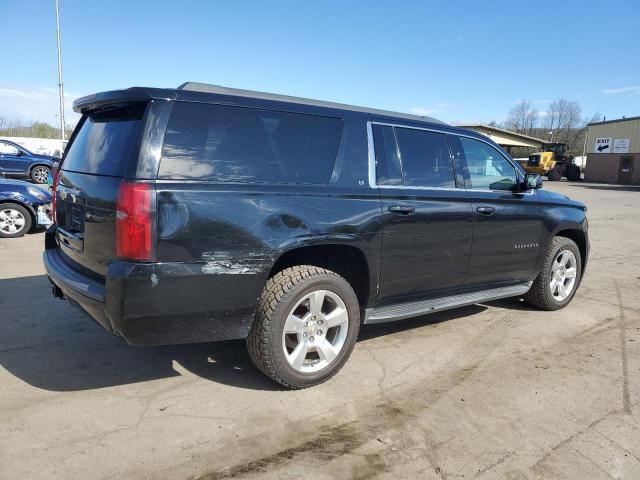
476,206,495,215
388,205,415,215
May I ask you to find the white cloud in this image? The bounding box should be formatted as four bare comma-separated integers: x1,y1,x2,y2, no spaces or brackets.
0,85,82,125
602,86,640,94
411,103,456,116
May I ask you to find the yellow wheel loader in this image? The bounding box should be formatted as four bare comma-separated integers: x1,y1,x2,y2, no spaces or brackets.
519,142,581,181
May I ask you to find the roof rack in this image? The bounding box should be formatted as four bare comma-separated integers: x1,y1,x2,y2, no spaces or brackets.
177,82,445,125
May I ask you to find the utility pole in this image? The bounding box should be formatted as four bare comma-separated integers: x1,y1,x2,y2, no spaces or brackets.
55,0,65,141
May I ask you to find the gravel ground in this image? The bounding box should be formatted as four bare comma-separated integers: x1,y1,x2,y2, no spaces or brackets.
0,181,638,479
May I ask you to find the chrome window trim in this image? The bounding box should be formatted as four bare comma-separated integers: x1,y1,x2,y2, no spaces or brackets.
366,120,535,196
366,121,377,189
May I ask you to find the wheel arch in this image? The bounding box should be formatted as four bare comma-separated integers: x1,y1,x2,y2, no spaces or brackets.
268,243,373,310
554,228,587,273
29,163,52,174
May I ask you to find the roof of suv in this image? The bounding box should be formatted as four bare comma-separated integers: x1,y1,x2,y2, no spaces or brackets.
176,82,446,125
74,82,446,126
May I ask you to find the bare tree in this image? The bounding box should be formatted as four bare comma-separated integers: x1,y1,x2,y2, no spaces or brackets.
506,100,538,135
544,99,599,151
544,99,578,143
506,100,529,133
524,108,539,136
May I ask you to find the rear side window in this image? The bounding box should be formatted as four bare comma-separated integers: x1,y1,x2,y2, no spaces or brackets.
373,125,455,188
62,103,146,177
159,103,343,184
394,127,454,188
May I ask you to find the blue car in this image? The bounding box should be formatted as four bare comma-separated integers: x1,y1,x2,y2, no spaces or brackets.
0,139,58,184
0,179,52,238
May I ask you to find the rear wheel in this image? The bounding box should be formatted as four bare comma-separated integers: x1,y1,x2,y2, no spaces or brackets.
247,266,360,389
0,203,32,238
30,165,50,184
524,236,581,310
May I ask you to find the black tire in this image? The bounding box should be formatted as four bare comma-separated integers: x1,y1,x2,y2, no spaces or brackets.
547,166,562,181
524,236,582,311
0,203,32,238
247,265,360,389
565,165,581,181
30,165,51,184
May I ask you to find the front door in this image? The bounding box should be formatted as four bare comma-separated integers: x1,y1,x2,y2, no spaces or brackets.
451,135,543,289
371,122,473,305
619,156,634,185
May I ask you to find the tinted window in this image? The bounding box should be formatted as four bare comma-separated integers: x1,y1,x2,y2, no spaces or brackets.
394,127,455,188
62,104,146,177
459,137,517,190
160,103,343,184
372,124,401,185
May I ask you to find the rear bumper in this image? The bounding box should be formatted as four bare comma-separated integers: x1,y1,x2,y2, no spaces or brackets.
43,230,264,345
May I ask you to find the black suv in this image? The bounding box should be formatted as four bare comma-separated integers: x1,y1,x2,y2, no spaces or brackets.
44,83,589,388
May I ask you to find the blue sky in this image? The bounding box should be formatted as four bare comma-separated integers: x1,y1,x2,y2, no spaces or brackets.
2,0,639,126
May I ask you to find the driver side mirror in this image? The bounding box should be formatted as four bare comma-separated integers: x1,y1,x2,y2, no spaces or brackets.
14,150,24,157
522,173,543,191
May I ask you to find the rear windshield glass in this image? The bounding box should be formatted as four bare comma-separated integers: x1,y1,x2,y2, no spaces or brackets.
159,102,343,184
62,103,146,177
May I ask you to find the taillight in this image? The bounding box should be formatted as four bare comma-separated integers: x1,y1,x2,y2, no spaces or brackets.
116,181,154,261
51,170,59,223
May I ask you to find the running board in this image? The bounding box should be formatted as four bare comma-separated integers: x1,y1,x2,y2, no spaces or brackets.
364,282,532,324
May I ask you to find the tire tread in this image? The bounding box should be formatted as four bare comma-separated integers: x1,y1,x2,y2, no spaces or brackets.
524,236,580,310
247,265,358,389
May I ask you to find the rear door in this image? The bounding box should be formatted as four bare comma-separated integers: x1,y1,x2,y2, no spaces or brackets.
451,135,543,288
372,122,473,305
55,103,149,277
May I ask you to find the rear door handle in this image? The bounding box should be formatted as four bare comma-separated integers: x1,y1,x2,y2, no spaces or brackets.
388,205,415,215
476,206,495,215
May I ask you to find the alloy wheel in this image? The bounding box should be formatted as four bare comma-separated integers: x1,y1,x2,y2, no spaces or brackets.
0,209,27,235
282,289,350,373
32,167,49,184
550,249,577,301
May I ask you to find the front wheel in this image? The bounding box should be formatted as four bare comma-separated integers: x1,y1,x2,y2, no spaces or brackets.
547,166,562,181
247,266,360,389
0,203,32,238
524,236,582,310
30,166,51,184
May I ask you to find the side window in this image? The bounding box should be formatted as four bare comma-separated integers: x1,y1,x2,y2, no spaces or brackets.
372,124,401,185
459,137,517,191
160,102,343,184
0,142,21,155
394,127,455,188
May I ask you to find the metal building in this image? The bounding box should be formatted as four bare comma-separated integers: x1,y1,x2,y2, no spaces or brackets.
584,116,640,185
455,124,546,153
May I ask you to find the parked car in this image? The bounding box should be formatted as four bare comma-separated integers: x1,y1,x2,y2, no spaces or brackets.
0,139,57,184
44,83,589,388
0,179,52,238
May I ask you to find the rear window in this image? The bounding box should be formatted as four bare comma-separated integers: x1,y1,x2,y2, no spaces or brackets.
159,102,343,184
62,104,146,177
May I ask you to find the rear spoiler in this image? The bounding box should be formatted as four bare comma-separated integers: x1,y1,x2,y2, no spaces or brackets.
73,87,173,114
